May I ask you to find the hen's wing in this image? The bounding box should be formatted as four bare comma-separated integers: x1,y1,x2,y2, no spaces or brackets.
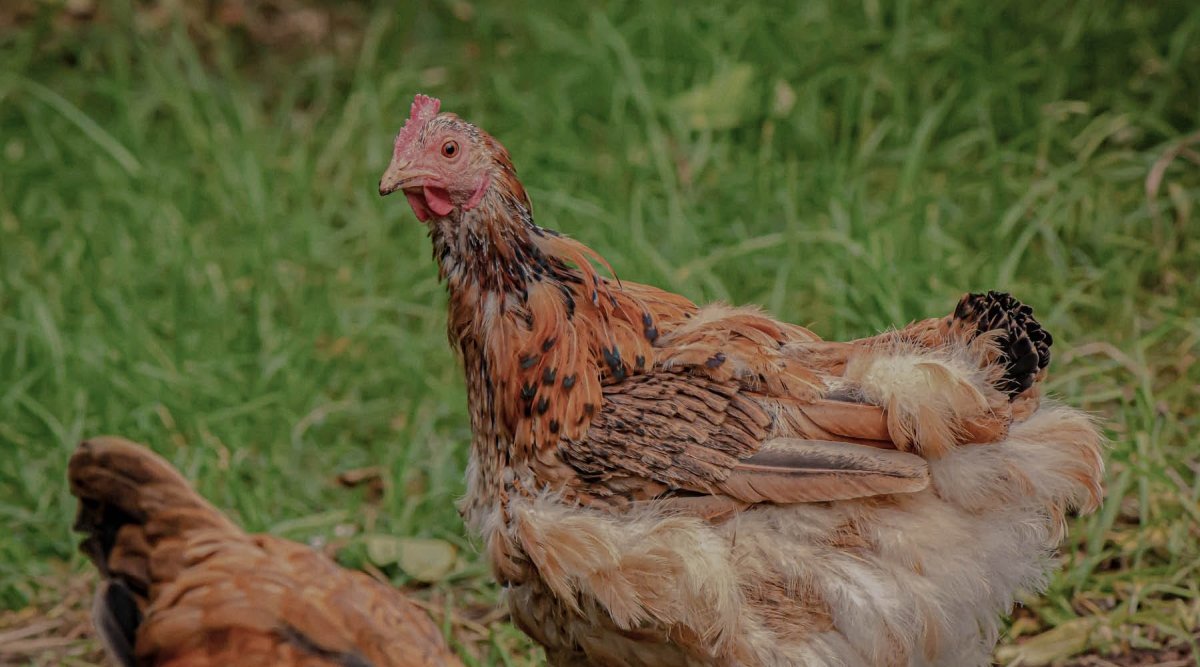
557,291,1056,506
69,437,462,667
559,373,930,507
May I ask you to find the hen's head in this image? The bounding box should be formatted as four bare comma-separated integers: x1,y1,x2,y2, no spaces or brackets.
379,94,514,222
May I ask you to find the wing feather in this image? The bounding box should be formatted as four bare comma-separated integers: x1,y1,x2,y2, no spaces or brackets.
560,375,928,506
719,438,929,504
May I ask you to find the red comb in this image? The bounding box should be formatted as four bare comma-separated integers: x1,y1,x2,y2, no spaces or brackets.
394,94,442,152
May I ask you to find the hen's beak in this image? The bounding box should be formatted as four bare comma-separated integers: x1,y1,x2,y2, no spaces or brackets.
378,160,425,197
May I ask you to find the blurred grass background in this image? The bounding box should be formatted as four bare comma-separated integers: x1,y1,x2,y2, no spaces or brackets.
1,0,1198,664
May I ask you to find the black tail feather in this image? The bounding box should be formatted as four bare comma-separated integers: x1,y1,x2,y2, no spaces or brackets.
954,291,1052,397
92,580,141,667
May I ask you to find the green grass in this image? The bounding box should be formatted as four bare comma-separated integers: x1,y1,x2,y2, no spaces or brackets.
1,0,1198,664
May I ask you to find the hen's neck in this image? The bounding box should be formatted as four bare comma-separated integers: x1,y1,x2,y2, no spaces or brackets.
432,180,688,515
433,188,578,505
431,191,557,297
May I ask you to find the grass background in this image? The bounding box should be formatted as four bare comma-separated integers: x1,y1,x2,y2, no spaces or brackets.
1,0,1198,664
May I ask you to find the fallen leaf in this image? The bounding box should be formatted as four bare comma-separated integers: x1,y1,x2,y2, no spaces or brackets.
335,466,387,504
996,617,1099,666
363,535,458,583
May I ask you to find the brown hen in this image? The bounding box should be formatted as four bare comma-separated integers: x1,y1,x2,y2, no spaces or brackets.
68,436,463,667
380,95,1104,666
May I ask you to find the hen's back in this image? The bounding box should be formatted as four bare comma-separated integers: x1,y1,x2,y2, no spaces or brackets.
69,436,462,667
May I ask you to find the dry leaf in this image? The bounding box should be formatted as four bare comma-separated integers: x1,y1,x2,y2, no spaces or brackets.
996,617,1099,665
363,535,458,583
336,466,387,504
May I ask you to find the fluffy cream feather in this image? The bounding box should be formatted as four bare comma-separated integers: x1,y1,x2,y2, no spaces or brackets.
489,352,1103,667
835,337,1011,457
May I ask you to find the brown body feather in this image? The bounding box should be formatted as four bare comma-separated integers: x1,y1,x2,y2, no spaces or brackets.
381,95,1104,666
69,437,462,667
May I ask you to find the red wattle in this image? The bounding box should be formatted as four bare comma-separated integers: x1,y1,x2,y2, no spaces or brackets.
423,186,454,217
405,191,432,221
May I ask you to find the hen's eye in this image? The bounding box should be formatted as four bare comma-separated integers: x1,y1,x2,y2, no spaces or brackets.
441,141,459,158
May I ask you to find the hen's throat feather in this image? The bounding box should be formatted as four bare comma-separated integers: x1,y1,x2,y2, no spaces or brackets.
429,190,550,293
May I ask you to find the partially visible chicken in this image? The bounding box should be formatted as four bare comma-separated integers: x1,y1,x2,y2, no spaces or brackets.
68,436,463,667
379,95,1104,666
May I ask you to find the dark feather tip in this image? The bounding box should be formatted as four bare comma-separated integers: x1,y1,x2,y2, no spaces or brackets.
92,580,142,667
954,291,1052,398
